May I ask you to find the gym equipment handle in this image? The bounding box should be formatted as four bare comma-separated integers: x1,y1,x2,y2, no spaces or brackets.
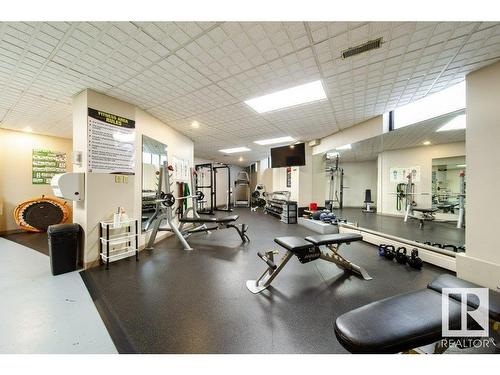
257,252,277,270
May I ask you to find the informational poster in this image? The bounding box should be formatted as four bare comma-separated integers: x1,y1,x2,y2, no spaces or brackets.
390,166,421,183
87,108,135,174
286,167,292,188
32,149,67,185
172,156,189,181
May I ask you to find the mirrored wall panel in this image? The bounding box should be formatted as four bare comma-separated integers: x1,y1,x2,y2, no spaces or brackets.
310,111,466,254
141,135,168,232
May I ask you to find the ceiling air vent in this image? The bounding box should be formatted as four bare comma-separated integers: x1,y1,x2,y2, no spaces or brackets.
341,37,383,59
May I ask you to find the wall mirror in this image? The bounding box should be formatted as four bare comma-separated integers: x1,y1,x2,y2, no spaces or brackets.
378,110,466,251
432,156,466,219
311,110,466,255
141,135,168,232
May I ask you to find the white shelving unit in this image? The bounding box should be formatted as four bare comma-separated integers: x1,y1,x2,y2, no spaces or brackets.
99,218,139,269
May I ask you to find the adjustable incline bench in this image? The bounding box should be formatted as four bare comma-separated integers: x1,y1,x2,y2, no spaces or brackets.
246,233,372,294
334,274,500,353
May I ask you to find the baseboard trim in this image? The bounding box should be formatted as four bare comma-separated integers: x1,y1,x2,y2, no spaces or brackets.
339,223,457,271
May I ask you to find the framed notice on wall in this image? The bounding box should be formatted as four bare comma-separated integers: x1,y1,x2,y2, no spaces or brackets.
390,166,421,183
32,149,67,185
87,108,136,174
286,167,292,188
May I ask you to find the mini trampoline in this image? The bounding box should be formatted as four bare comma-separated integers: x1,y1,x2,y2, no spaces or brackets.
14,195,71,232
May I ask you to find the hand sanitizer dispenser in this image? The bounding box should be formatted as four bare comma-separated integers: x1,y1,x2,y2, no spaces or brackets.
51,173,84,201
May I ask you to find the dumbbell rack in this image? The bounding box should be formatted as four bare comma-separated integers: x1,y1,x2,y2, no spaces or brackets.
265,191,297,224
99,218,139,270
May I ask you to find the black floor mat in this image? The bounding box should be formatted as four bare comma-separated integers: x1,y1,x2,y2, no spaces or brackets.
81,208,455,353
0,231,49,256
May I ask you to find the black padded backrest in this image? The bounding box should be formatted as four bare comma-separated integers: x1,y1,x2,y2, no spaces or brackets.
305,233,363,246
428,274,500,321
334,289,462,353
274,237,313,252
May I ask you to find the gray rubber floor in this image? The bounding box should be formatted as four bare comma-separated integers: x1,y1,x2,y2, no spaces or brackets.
82,208,452,353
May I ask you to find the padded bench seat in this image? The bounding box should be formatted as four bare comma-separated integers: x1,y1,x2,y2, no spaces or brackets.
412,208,438,213
274,236,313,252
335,274,500,353
428,274,500,322
305,233,363,246
179,214,239,223
334,289,463,354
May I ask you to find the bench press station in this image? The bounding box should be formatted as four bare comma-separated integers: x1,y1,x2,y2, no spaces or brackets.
146,162,249,251
246,233,372,294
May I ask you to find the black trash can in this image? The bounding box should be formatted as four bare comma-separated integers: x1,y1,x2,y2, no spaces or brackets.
47,223,81,276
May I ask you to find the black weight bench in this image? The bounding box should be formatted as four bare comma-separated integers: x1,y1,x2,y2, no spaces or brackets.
179,214,249,242
246,232,371,294
334,274,500,353
406,207,438,228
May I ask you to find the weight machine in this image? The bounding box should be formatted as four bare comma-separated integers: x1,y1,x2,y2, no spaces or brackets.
234,170,250,207
397,171,465,229
250,184,267,212
146,162,249,251
194,163,232,214
326,154,345,210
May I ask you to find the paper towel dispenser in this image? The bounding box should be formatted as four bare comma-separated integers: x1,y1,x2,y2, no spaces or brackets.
51,173,84,201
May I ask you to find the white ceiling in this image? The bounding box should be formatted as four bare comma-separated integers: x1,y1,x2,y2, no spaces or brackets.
326,110,466,162
0,21,499,165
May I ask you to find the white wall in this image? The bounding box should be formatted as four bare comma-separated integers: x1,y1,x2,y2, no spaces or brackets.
311,156,377,208
255,157,273,192
73,89,194,267
456,61,500,289
266,143,313,207
378,142,465,216
340,161,378,207
0,129,73,232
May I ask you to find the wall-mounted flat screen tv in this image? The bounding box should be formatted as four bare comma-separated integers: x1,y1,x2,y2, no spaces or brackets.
271,143,305,168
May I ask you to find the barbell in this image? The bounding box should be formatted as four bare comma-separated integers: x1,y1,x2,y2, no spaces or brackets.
156,191,205,207
388,192,465,197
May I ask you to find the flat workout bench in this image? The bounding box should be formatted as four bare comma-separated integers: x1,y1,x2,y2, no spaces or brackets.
179,214,249,242
246,232,371,294
405,207,438,228
334,274,500,353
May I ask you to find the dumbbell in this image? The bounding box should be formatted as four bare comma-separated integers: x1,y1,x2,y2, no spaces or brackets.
378,244,387,256
384,245,396,260
395,247,408,265
407,249,423,269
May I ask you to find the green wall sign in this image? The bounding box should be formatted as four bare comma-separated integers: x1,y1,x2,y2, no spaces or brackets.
32,149,67,185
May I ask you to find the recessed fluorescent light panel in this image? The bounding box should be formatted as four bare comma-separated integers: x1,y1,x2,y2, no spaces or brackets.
244,80,327,113
437,114,466,132
254,136,295,145
219,147,251,154
336,144,352,150
393,82,466,130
